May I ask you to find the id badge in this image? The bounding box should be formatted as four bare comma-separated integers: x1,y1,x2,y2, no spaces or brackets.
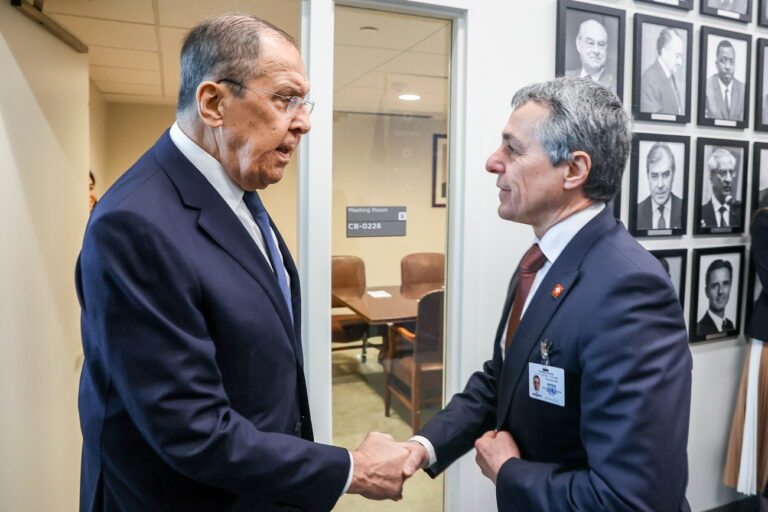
528,362,565,407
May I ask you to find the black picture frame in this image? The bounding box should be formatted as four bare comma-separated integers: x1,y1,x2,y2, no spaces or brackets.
700,0,753,23
635,0,693,11
689,246,745,343
629,133,690,236
698,26,752,129
752,142,768,218
650,249,687,308
632,15,693,123
694,137,749,235
760,0,768,26
431,134,447,208
556,0,626,101
755,39,768,131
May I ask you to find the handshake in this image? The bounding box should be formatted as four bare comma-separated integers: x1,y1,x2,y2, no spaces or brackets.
346,432,430,501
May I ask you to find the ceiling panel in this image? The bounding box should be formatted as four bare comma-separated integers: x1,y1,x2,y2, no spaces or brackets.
45,0,155,24
51,14,158,51
410,27,450,55
90,67,161,86
333,45,400,92
89,47,159,71
157,0,300,37
377,51,448,78
158,27,188,97
94,81,162,96
334,85,446,117
335,6,446,51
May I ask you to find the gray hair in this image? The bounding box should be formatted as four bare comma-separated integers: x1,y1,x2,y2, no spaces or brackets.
647,142,676,172
707,148,737,172
510,76,632,202
177,14,296,118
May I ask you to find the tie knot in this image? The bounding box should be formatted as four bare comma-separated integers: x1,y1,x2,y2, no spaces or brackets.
520,244,547,274
719,205,727,213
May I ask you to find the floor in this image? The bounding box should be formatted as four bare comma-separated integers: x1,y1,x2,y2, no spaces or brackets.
331,341,444,512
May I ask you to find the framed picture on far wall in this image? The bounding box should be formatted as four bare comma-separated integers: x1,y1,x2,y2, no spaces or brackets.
636,0,693,10
694,138,748,235
753,142,768,215
556,0,626,101
690,246,745,343
760,0,768,26
755,39,768,131
701,0,753,23
698,27,752,129
432,134,447,208
650,249,687,308
632,15,692,123
628,133,690,237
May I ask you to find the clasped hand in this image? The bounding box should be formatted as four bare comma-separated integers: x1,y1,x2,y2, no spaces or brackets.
347,432,430,501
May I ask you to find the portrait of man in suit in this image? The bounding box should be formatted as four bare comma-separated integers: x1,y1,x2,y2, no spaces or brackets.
759,148,768,208
705,39,745,121
75,14,413,512
636,142,683,230
707,0,748,14
700,147,742,228
697,259,735,335
402,77,692,512
565,19,615,91
640,27,685,115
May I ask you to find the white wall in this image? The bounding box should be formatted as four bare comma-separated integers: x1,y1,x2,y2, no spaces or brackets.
89,82,107,196
0,3,89,511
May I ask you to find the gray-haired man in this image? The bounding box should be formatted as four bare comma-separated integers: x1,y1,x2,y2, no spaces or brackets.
402,77,692,512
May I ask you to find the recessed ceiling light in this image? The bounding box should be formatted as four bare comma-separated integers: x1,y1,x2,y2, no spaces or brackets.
359,26,379,32
398,94,421,101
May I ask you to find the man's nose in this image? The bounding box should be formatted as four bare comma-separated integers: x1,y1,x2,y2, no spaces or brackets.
486,150,504,174
291,108,311,134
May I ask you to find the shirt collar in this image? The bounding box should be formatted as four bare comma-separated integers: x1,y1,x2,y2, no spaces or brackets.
657,58,673,79
533,202,606,266
718,77,733,94
707,309,724,330
169,122,245,211
580,68,604,82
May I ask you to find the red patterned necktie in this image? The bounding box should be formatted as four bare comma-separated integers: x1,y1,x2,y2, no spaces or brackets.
505,244,548,351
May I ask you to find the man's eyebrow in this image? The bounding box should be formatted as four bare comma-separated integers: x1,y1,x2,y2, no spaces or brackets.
502,133,525,148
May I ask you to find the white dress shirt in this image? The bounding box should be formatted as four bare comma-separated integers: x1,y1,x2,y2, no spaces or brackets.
718,78,733,113
706,309,728,331
710,193,730,227
412,202,606,468
169,123,354,493
579,67,605,83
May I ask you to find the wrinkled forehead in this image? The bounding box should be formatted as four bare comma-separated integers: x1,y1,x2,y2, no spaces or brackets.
578,20,607,41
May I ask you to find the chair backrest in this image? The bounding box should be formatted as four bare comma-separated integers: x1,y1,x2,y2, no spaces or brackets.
414,290,444,364
331,255,366,307
401,253,445,292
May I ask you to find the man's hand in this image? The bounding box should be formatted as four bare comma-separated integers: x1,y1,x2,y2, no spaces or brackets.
348,432,411,500
474,430,521,484
402,440,430,477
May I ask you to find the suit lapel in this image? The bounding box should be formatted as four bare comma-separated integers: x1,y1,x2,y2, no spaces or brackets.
151,130,298,351
496,207,619,426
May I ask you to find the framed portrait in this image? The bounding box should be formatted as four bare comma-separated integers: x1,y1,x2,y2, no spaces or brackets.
760,0,768,26
755,39,768,131
694,138,748,235
690,246,745,343
632,15,692,123
556,0,626,101
698,27,752,129
636,0,693,10
431,134,447,208
752,143,768,217
745,258,762,327
629,133,690,236
701,0,753,22
650,249,687,308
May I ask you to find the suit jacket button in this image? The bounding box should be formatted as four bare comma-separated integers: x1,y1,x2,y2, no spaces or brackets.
294,421,302,434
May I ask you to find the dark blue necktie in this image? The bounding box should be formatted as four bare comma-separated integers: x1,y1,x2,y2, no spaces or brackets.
243,191,293,322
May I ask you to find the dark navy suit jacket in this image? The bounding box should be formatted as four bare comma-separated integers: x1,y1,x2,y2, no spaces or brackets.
748,210,768,340
419,207,692,511
76,131,349,512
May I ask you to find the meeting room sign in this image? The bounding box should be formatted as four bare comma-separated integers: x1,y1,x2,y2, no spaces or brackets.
346,206,407,237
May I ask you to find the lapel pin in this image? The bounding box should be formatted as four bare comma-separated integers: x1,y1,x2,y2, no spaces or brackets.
551,284,564,298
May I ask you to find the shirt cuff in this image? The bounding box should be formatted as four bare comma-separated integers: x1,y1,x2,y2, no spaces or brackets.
341,450,354,496
409,435,437,468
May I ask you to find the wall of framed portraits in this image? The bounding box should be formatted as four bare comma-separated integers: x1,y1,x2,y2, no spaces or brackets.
555,0,768,509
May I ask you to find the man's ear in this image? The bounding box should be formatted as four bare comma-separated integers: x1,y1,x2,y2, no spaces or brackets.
563,150,592,191
196,81,225,128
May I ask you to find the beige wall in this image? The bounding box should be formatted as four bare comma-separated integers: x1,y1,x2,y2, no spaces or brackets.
88,82,107,197
332,113,448,287
0,3,89,510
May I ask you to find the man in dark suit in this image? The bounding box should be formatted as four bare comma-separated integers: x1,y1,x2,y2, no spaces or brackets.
697,259,735,335
705,40,745,121
640,28,684,115
76,15,410,512
637,142,683,230
700,148,742,228
401,77,692,511
564,19,615,92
